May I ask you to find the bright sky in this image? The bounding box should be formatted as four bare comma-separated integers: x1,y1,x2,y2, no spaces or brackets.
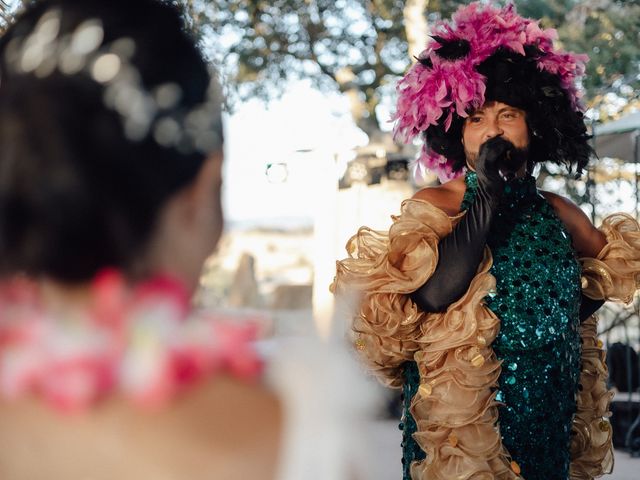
222,80,368,227
222,80,640,228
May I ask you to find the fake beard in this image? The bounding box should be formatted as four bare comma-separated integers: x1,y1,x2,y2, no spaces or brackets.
466,141,530,181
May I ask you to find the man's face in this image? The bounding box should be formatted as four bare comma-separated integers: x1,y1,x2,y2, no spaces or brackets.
462,101,529,168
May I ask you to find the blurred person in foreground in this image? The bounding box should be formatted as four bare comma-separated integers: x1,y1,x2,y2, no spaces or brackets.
0,1,374,479
332,3,640,480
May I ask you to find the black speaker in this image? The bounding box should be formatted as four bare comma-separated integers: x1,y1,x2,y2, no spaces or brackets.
606,342,640,392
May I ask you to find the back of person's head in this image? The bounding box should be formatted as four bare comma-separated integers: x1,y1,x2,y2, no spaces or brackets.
0,0,223,283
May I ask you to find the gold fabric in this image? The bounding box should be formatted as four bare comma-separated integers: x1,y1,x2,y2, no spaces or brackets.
569,316,614,480
332,200,454,387
409,252,518,479
571,213,640,479
581,213,640,303
332,199,517,478
332,202,639,480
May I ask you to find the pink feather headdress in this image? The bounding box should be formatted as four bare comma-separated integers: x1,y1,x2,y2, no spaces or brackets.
392,2,588,182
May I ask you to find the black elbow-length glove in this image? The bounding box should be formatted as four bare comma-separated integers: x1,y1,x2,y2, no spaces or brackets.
410,137,520,313
579,295,604,322
409,136,605,320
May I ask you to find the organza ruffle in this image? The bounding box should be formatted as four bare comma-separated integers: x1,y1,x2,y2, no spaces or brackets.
333,202,638,479
410,251,519,479
331,200,455,387
333,199,519,478
572,213,640,479
569,316,614,480
581,213,640,303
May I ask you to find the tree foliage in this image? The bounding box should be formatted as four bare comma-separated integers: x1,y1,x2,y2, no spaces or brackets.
188,0,640,131
515,0,640,120
187,0,414,137
0,0,21,32
2,1,638,128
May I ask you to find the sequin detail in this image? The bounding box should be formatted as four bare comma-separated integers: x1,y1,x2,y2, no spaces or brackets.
401,171,582,480
401,361,425,479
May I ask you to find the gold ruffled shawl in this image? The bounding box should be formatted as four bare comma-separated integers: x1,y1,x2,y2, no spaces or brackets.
331,201,640,480
573,213,640,479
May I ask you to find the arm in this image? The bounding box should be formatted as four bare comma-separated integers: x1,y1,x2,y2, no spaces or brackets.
409,182,499,312
410,137,519,312
542,192,606,258
542,192,607,321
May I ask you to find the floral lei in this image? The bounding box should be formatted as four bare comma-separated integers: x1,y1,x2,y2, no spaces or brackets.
0,269,263,412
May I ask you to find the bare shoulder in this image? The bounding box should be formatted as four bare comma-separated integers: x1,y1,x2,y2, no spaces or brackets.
412,177,466,216
540,190,606,257
0,377,282,480
164,377,283,463
135,378,283,478
540,190,590,229
540,190,580,216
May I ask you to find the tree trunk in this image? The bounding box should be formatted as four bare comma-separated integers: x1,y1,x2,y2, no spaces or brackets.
338,2,430,148
403,0,430,61
335,67,387,145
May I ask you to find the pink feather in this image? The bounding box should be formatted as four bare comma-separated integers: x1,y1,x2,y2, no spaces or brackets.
392,1,588,181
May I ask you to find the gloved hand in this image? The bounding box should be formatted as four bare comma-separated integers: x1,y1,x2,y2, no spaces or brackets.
579,294,604,323
475,136,513,197
410,136,520,313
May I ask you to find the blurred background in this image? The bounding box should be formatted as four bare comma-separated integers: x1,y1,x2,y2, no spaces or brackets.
2,0,640,477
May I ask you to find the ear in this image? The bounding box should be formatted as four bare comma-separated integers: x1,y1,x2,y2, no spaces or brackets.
179,152,223,224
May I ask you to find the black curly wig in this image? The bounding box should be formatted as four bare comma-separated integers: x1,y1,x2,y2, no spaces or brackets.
422,46,594,178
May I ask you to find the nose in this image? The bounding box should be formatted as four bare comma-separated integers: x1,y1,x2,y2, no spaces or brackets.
484,118,503,140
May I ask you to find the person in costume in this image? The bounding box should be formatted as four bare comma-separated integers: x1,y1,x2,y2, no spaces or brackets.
0,1,376,479
332,3,640,480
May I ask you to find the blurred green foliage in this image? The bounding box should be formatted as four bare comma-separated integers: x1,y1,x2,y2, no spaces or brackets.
185,0,639,127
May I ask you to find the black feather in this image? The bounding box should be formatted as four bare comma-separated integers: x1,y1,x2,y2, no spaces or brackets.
431,35,471,60
418,56,433,68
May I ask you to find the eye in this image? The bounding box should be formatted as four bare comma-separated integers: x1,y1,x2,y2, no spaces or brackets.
468,115,483,124
501,112,518,120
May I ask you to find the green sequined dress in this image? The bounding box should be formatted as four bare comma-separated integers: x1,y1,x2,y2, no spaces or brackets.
401,171,582,480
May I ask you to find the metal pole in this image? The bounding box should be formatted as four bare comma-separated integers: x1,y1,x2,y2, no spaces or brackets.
624,130,640,454
635,132,639,221
589,118,597,223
